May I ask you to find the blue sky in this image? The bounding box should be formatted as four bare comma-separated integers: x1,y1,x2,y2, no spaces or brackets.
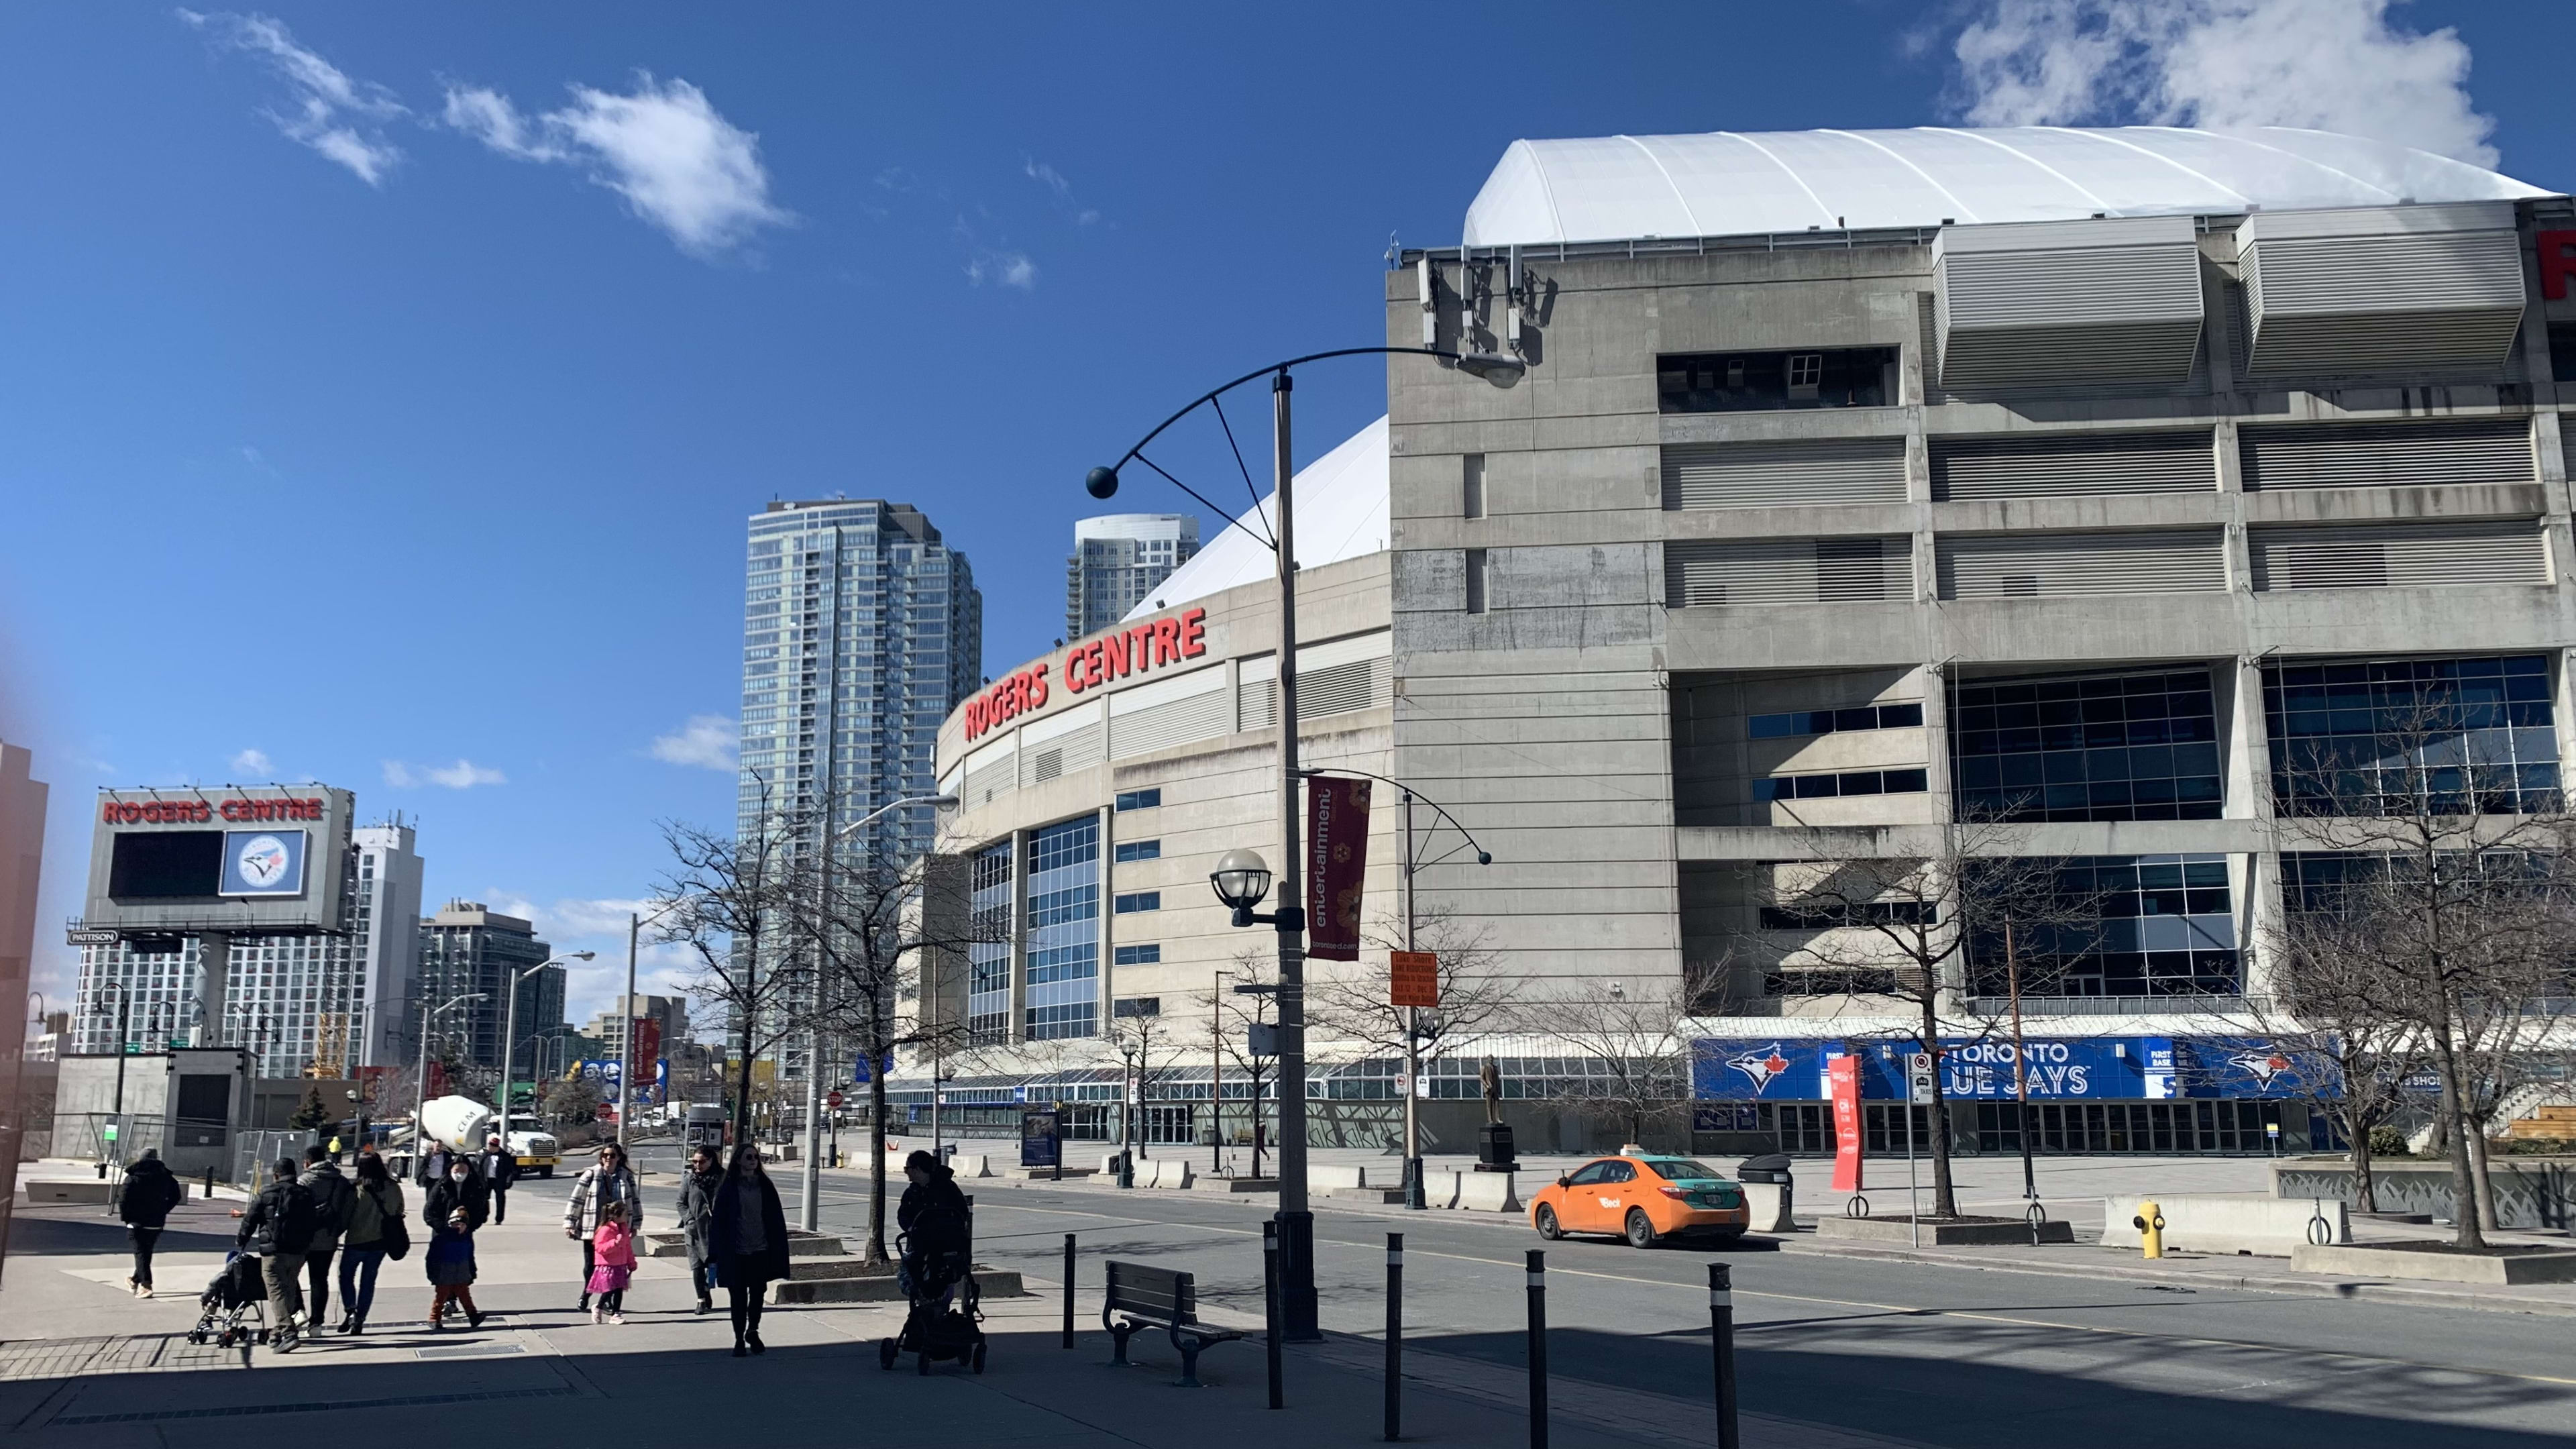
7,2,2575,1024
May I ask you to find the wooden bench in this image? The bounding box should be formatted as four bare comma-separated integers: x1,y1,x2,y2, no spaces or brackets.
1101,1260,1244,1387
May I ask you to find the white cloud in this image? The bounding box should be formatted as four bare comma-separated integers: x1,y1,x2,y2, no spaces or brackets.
650,715,738,771
229,747,273,776
965,248,1037,289
1949,0,2496,166
382,758,505,789
1025,158,1100,225
179,9,408,184
441,73,791,256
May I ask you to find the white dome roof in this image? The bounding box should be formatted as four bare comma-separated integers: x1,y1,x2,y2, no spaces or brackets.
1122,415,1387,622
1464,125,2554,248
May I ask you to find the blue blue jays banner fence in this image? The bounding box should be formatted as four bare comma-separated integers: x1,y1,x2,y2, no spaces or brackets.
1691,1035,2335,1103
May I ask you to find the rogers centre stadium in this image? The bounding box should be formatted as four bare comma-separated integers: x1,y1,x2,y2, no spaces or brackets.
908,124,2576,1161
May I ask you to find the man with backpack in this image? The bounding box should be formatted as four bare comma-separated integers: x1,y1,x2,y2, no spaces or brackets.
235,1156,319,1352
297,1144,356,1325
115,1147,186,1297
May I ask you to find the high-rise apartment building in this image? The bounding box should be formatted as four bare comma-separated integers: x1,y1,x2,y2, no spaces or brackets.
1066,515,1198,641
415,900,559,1073
71,806,424,1078
738,500,981,868
584,992,688,1062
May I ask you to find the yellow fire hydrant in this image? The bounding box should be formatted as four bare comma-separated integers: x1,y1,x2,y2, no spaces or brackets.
2133,1199,2167,1259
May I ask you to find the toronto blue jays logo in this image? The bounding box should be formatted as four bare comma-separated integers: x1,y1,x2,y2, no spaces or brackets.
2230,1043,2296,1088
1725,1043,1794,1093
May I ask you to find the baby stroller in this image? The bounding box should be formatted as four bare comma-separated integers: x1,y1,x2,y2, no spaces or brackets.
877,1201,985,1375
186,1253,270,1348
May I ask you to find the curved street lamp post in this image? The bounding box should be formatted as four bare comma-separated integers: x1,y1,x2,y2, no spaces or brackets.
1089,343,1523,1338
498,954,594,1148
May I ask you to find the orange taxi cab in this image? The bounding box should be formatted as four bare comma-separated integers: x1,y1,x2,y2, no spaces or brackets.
1529,1155,1750,1248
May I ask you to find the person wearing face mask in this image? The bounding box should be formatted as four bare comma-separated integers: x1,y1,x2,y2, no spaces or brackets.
422,1155,488,1330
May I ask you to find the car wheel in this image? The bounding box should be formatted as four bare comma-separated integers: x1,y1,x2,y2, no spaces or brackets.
1534,1204,1563,1240
1625,1208,1659,1250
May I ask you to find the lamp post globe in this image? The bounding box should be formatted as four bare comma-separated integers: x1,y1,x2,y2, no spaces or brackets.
1085,466,1121,500
1209,849,1273,912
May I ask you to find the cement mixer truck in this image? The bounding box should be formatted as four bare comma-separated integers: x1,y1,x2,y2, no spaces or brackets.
409,1095,563,1177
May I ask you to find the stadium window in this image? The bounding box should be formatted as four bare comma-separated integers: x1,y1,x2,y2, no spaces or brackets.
1115,788,1162,811
1658,347,1896,413
1113,944,1161,965
1748,702,1924,739
1114,891,1161,914
1752,768,1929,802
1463,453,1487,519
1465,549,1489,614
1114,840,1161,863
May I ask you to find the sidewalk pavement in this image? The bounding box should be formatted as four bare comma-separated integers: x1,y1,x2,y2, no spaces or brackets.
0,1191,1920,1449
883,1151,2576,1320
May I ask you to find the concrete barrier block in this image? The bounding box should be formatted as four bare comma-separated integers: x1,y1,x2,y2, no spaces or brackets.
23,1179,111,1205
1430,1170,1462,1210
949,1153,992,1179
1099,1154,1125,1178
2102,1193,2347,1256
1310,1164,1368,1191
1452,1171,1520,1213
1741,1181,1796,1233
1157,1160,1193,1190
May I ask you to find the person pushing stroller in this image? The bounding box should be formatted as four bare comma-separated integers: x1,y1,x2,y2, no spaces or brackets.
879,1149,984,1373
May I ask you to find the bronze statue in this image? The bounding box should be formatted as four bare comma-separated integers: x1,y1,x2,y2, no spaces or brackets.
1479,1057,1502,1124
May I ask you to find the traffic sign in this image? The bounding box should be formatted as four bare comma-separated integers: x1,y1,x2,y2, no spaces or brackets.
826,1090,845,1110
1389,951,1440,1008
1907,1052,1937,1105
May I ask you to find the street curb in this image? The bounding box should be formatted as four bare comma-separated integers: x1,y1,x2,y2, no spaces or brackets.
947,1168,2576,1318
1772,1237,2576,1318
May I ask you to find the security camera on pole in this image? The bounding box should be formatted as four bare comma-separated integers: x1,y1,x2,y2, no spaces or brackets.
1087,341,1524,1340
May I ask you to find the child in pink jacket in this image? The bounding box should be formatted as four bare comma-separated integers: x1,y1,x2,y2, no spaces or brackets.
588,1200,637,1324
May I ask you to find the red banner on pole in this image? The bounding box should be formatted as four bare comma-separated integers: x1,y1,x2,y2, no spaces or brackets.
633,1018,662,1106
1305,775,1372,961
1829,1055,1866,1193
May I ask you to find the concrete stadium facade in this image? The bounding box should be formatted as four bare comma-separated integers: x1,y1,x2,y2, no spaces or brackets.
918,127,2576,1159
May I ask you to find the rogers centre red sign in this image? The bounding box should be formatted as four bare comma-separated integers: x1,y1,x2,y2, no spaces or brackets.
101,798,327,824
964,606,1208,742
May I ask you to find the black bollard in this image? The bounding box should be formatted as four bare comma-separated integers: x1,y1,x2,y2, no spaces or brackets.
1526,1249,1548,1449
1263,1220,1284,1410
1385,1232,1403,1441
1709,1262,1739,1449
1063,1233,1077,1348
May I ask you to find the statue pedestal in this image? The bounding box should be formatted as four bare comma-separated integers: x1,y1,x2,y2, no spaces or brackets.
1475,1120,1517,1172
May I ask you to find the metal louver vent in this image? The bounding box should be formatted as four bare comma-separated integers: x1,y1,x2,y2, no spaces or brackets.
1935,217,2205,388
1300,659,1381,718
2238,205,2526,378
1933,430,2214,500
1666,536,1913,608
2238,418,2533,490
963,752,1016,808
1937,530,2226,600
1111,688,1231,760
1239,678,1276,732
2248,520,2549,590
1662,438,1908,508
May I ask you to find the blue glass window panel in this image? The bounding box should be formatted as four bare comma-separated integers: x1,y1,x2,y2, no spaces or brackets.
1114,840,1161,863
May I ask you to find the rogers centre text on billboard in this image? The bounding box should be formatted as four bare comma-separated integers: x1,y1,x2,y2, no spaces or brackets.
100,798,327,824
964,606,1208,742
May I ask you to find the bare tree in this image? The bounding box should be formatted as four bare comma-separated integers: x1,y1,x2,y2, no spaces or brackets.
1214,943,1280,1179
1312,904,1517,1163
1528,965,1715,1152
2248,873,2425,1213
1751,814,2088,1219
650,782,805,1148
792,831,1007,1263
2265,683,2576,1249
1106,1004,1191,1160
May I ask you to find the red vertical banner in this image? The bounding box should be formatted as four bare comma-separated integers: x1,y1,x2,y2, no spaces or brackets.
633,1018,662,1105
1828,1055,1865,1193
1305,775,1372,961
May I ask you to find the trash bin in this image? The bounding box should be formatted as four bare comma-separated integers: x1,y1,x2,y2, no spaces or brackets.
1735,1152,1793,1185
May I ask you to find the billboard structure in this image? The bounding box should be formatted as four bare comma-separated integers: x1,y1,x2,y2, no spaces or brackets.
82,787,354,941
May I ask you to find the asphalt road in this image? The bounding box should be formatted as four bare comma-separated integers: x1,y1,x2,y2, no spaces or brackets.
523,1144,2576,1448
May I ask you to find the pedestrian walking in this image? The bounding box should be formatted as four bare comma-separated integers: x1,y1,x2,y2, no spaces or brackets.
677,1144,722,1314
562,1142,643,1312
710,1142,790,1356
586,1200,637,1324
423,1156,487,1330
297,1144,354,1326
419,1142,453,1188
115,1147,184,1297
233,1157,319,1353
335,1150,407,1335
478,1134,521,1224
